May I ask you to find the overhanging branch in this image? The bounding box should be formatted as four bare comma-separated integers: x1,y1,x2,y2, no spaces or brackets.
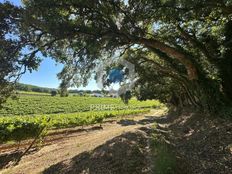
138,38,198,80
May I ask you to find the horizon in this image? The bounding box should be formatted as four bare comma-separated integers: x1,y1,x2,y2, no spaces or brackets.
18,82,119,92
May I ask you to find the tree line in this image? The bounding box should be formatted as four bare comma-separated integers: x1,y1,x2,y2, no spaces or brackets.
15,83,111,96
16,83,55,93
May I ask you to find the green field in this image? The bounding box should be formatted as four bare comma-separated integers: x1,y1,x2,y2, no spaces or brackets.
16,91,51,96
0,95,159,116
0,95,160,143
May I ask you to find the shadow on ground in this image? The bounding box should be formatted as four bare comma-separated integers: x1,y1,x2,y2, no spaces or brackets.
151,108,232,174
43,128,152,174
0,147,38,169
0,151,22,169
117,116,162,126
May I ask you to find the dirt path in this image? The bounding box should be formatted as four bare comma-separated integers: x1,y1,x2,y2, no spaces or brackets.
0,110,164,174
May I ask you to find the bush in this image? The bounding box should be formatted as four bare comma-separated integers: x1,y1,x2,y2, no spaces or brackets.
50,91,57,96
0,117,49,143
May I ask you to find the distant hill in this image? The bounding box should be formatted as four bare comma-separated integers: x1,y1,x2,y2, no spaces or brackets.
16,83,56,93
15,83,110,95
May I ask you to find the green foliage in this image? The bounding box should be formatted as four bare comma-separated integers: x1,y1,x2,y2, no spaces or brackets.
0,116,49,143
0,3,42,106
0,3,21,106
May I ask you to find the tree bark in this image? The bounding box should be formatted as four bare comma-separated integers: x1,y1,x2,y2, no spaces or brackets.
139,38,198,81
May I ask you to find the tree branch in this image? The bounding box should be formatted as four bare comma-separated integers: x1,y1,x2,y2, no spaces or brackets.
138,38,198,80
176,25,216,62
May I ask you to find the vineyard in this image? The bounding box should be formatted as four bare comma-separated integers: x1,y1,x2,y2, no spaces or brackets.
0,109,150,143
0,95,159,116
0,95,159,144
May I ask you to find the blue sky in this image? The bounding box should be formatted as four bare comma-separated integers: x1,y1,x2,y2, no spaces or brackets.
1,0,102,90
1,0,21,6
